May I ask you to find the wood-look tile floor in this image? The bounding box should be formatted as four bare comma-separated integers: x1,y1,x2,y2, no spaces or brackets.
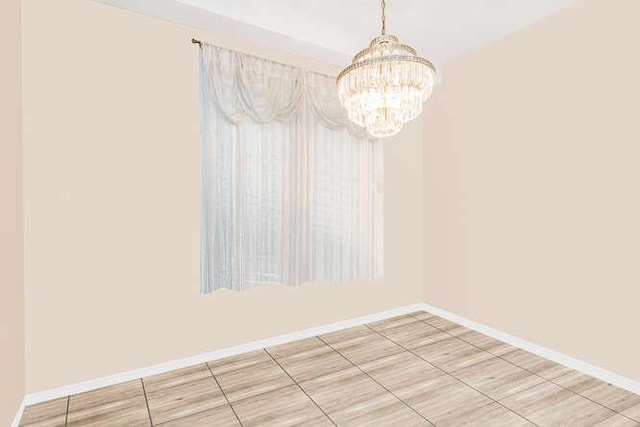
21,311,640,426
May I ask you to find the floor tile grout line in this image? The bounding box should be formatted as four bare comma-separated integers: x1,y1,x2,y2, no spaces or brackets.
381,317,508,378
628,412,640,424
373,326,453,349
140,378,154,426
218,316,638,425
41,331,415,425
27,312,639,426
151,403,241,427
363,323,539,427
190,365,317,410
209,340,432,397
205,361,244,427
263,349,338,427
413,313,640,423
492,379,559,403
383,325,557,403
315,335,436,426
140,365,238,415
208,380,295,408
365,322,539,426
64,395,70,427
30,325,448,426
409,312,640,422
34,336,512,426
547,376,640,424
206,357,355,407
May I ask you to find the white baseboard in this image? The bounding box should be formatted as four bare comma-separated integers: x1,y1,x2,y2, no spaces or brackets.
22,303,425,407
17,301,640,425
418,302,640,395
10,397,26,427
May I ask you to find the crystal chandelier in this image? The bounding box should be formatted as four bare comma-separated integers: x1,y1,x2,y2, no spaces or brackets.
336,0,436,138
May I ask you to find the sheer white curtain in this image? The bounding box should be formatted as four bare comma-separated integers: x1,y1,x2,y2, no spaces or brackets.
198,44,383,293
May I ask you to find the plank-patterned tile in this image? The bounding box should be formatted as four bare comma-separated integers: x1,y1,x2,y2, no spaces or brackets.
155,405,240,427
435,402,534,427
66,380,150,427
500,348,572,380
318,325,372,344
456,330,517,356
411,336,494,372
214,358,294,402
410,311,439,321
367,313,420,332
297,365,430,426
376,319,450,350
20,397,68,427
327,393,430,426
422,316,468,335
397,373,494,424
208,349,273,376
320,327,403,365
594,413,640,426
359,351,443,395
500,381,620,426
145,376,226,424
625,407,640,424
451,357,547,400
273,343,352,382
18,313,640,427
143,364,212,390
298,367,388,414
553,371,640,421
231,384,331,426
267,336,327,360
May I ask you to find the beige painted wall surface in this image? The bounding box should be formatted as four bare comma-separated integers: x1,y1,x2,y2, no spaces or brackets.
0,0,25,423
22,0,423,392
423,0,640,381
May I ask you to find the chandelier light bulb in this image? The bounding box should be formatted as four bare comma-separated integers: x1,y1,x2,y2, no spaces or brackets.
336,0,436,138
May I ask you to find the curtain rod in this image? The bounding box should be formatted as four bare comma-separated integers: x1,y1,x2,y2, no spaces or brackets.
189,38,338,79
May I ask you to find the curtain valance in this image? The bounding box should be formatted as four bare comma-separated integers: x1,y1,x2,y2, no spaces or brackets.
200,45,372,139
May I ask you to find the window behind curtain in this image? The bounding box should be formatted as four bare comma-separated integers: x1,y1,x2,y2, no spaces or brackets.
198,44,383,292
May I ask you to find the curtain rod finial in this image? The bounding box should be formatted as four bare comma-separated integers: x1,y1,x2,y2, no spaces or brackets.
192,38,202,46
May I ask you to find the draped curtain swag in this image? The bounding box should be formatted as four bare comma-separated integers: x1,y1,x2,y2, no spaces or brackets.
198,43,383,293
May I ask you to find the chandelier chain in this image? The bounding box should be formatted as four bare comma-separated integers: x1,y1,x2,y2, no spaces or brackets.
381,0,386,35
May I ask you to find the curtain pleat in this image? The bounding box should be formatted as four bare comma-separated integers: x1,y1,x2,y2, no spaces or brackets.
198,44,383,293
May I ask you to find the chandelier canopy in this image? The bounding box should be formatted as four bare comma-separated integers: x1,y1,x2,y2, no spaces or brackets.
336,0,436,138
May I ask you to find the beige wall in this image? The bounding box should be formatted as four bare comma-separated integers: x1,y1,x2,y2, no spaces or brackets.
21,0,424,392
0,0,25,423
423,0,640,382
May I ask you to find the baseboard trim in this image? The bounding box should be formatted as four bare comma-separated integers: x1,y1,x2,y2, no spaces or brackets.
22,303,425,406
418,302,640,395
19,301,640,418
11,396,26,427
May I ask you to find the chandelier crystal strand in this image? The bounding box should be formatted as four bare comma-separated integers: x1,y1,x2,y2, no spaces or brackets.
336,0,436,138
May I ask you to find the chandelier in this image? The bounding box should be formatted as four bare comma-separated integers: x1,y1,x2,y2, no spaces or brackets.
336,0,436,138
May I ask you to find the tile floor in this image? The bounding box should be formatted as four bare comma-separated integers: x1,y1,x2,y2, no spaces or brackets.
20,311,640,426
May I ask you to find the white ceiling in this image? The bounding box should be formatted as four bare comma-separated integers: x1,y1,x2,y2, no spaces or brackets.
97,0,573,75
